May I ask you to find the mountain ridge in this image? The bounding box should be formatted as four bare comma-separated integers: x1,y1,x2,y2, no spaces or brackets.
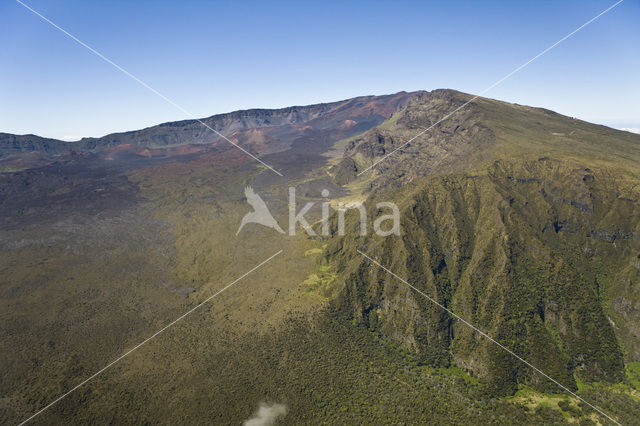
0,91,420,158
2,88,640,424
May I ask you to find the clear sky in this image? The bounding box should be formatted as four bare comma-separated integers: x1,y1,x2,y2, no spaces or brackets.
1,0,639,140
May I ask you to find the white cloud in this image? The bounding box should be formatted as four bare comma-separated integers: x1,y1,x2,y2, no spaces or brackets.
243,402,288,426
620,127,640,134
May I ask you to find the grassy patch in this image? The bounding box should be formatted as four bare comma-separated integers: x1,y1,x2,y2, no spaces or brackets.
304,247,324,257
627,362,640,390
300,266,338,300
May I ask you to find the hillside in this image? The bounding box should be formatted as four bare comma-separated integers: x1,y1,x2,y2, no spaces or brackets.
322,90,640,422
0,92,414,158
2,90,640,424
327,159,638,391
333,90,640,189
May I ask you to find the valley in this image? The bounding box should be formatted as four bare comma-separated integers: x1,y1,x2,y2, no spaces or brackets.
1,90,640,424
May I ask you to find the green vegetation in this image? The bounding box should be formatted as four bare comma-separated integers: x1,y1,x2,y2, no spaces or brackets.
627,362,640,390
27,307,640,424
327,159,639,398
323,89,640,422
2,89,640,424
300,265,339,300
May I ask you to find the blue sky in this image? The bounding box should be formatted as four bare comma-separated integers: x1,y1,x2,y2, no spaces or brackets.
1,0,638,140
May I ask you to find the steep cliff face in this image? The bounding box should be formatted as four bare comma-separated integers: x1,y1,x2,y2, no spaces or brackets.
333,89,640,192
334,90,496,189
0,133,76,156
327,156,639,395
325,91,640,396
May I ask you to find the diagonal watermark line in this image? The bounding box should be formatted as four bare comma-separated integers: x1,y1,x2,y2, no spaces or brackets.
18,249,283,426
15,0,283,177
357,0,624,176
357,250,621,426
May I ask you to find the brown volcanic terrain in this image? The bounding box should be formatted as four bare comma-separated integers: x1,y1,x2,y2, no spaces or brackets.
0,91,415,160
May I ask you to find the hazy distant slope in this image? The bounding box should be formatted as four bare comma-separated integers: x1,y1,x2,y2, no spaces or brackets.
0,92,416,158
0,133,75,156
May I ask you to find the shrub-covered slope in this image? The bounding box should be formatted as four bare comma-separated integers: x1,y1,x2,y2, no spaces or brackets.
3,89,640,424
327,108,640,397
